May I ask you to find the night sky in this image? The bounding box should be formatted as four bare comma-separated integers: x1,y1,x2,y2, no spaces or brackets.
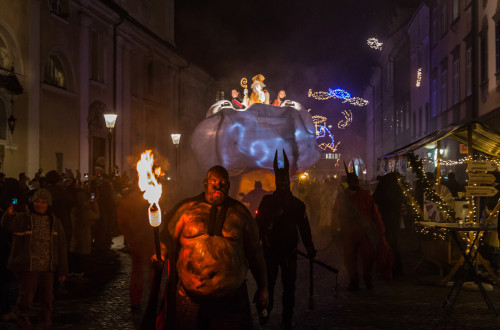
174,0,417,160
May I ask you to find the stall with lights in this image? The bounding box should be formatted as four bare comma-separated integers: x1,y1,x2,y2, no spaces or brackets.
379,121,500,289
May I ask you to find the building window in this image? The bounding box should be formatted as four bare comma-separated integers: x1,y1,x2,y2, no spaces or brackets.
496,21,500,72
48,0,69,19
452,57,460,105
148,60,154,96
480,36,488,83
405,101,410,130
215,90,225,102
90,30,103,82
0,38,11,70
431,73,438,117
431,6,438,46
441,0,448,36
324,153,340,159
425,103,431,133
384,61,394,91
412,111,416,137
44,55,66,88
419,107,423,136
441,66,448,112
466,47,472,95
0,100,6,140
452,0,459,21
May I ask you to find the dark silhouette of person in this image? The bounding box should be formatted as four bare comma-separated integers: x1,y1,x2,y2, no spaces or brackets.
443,172,463,198
372,172,405,277
255,150,316,329
241,181,269,217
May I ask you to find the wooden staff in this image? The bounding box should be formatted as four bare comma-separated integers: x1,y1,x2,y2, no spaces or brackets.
309,256,314,310
140,227,163,330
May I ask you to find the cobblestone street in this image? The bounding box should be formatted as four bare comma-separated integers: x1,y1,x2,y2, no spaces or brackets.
2,227,500,329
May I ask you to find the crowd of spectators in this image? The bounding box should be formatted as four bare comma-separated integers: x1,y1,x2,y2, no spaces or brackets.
0,167,134,323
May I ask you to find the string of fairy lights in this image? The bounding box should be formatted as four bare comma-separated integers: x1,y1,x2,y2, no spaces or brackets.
416,68,422,87
338,110,352,129
367,37,383,50
312,115,340,153
308,88,369,106
407,152,456,221
394,151,500,245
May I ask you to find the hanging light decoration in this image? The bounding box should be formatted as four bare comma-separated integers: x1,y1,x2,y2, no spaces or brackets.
367,37,383,50
416,68,423,87
308,88,369,106
312,115,340,153
337,110,353,129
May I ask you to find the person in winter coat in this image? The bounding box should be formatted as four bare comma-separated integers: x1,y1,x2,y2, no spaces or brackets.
1,188,68,329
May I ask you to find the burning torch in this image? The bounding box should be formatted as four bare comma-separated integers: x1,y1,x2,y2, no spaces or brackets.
137,150,163,261
137,150,163,330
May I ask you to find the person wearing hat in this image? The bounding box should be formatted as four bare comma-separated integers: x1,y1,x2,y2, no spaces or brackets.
243,74,270,106
1,188,68,329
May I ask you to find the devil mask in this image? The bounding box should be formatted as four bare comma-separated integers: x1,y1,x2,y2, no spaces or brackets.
274,149,290,191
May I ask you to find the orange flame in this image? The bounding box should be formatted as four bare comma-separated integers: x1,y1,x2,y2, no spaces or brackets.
137,150,162,227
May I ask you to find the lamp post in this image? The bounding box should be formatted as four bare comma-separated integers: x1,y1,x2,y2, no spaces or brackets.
103,113,118,177
171,133,181,182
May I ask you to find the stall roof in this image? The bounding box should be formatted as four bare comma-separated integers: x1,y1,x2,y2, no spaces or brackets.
380,121,500,159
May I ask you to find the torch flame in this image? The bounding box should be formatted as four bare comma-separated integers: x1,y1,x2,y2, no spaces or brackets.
137,150,162,227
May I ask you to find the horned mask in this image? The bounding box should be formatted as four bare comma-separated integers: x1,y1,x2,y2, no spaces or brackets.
274,149,290,191
344,161,359,190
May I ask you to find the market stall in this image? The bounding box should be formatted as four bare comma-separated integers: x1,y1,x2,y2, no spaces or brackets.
378,121,500,285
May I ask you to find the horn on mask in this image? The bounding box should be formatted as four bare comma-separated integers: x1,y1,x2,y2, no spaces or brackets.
344,162,349,175
273,150,279,172
282,149,289,172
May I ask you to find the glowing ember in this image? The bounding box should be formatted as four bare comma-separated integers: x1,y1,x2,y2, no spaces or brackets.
137,150,162,227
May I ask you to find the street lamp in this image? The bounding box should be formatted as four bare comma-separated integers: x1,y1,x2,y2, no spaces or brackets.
104,113,118,176
171,133,181,181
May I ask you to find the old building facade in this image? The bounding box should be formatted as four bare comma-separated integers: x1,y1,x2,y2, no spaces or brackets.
363,0,496,177
0,0,213,186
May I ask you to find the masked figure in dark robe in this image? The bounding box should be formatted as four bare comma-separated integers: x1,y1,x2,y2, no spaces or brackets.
334,163,391,291
255,150,316,330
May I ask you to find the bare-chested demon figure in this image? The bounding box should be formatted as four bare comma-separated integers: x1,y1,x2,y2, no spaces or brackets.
158,165,268,329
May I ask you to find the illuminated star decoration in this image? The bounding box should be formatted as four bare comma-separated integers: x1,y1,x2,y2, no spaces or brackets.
308,88,369,106
312,115,340,152
367,37,383,50
416,68,422,87
338,110,353,129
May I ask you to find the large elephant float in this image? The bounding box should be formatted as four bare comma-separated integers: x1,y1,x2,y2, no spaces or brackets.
190,100,321,177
